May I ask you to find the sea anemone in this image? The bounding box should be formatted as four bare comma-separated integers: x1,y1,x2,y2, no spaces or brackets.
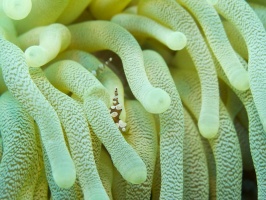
0,0,265,199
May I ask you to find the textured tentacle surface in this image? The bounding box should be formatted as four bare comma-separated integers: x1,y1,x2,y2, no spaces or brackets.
183,108,209,200
0,37,76,189
59,51,128,122
178,0,249,91
234,119,254,171
30,67,108,199
215,0,266,132
84,96,147,184
68,20,171,114
173,70,242,199
215,51,266,199
250,3,266,29
0,91,38,199
0,1,264,199
143,50,184,199
138,0,220,139
33,124,49,200
42,147,79,200
222,20,248,60
122,99,157,199
45,60,147,185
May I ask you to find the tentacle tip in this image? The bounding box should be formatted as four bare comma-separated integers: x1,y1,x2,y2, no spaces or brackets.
198,117,219,139
167,32,187,51
25,46,48,67
124,165,147,184
53,161,76,189
2,0,32,20
230,72,250,91
142,88,171,114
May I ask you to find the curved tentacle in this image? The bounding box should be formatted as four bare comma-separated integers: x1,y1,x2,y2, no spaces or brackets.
45,60,147,184
138,0,220,138
67,20,171,114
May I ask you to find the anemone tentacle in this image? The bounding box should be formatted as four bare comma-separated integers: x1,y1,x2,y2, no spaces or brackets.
215,0,266,132
138,0,220,138
183,108,209,200
143,50,184,199
30,67,108,199
0,91,38,199
173,69,242,199
67,21,171,114
0,1,264,199
45,60,147,184
113,99,157,200
111,13,187,51
0,37,76,189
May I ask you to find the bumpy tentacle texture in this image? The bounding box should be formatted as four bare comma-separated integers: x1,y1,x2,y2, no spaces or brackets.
0,37,76,189
111,13,187,51
222,20,248,60
197,135,217,199
45,60,147,184
234,119,254,171
183,108,209,200
151,145,161,200
143,50,184,200
57,50,127,122
250,3,266,29
33,130,48,200
215,53,266,199
173,69,242,199
113,99,157,200
178,0,249,91
70,93,103,166
225,88,243,120
0,91,38,199
0,0,265,199
138,0,220,139
67,20,171,114
30,67,108,199
42,146,79,200
215,0,266,132
54,50,119,164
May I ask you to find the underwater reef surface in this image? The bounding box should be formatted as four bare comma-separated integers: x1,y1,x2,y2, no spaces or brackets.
0,0,265,199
